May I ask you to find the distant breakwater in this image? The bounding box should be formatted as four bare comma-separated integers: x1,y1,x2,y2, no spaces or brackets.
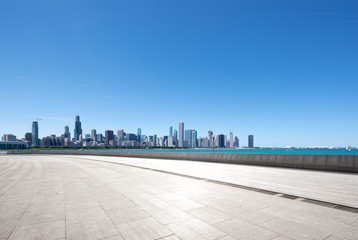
7,150,358,173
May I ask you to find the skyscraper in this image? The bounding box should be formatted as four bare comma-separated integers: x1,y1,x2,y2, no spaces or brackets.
178,122,184,147
32,121,39,146
64,126,71,139
235,136,239,148
217,134,225,148
230,132,234,148
91,129,97,141
184,129,193,147
25,132,32,146
105,130,113,145
117,129,124,145
248,135,254,148
153,134,157,147
74,115,82,141
192,130,197,148
137,128,141,143
169,126,173,136
208,130,214,148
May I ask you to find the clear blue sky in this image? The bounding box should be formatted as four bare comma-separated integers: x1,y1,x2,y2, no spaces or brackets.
1,0,357,147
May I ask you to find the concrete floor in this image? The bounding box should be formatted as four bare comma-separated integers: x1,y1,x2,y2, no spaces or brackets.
0,155,357,240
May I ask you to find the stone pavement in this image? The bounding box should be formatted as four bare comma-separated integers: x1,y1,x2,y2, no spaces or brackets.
0,154,358,240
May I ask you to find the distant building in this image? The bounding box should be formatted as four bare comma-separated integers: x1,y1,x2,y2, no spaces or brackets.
192,130,197,148
137,128,141,143
64,126,71,140
248,135,254,148
178,122,184,147
126,133,137,141
229,132,234,148
234,136,239,148
32,121,39,146
117,129,124,145
25,132,32,146
217,134,226,148
91,129,97,141
169,126,173,136
0,141,28,150
153,134,157,147
3,134,16,142
74,115,82,141
96,134,103,143
184,129,193,147
105,130,113,145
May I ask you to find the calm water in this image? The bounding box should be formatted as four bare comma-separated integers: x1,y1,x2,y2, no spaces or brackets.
47,148,358,155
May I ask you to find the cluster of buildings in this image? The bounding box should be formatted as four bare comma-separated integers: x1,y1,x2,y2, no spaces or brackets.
1,115,255,149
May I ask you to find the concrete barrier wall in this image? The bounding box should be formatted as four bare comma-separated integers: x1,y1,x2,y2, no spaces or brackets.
6,150,358,173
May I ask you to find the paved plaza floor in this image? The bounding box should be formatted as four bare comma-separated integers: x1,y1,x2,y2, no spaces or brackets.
0,154,358,240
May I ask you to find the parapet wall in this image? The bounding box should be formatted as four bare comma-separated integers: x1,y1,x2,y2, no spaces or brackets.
7,150,358,173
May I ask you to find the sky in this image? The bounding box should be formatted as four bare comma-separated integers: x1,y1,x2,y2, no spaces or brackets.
0,0,357,147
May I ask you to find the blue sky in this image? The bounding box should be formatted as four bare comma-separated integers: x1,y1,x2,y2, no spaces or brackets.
1,0,357,147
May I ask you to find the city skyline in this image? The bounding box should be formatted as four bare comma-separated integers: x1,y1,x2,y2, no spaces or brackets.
1,1,357,147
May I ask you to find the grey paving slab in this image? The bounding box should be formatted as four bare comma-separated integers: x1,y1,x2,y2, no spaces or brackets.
0,219,18,238
145,206,190,225
116,217,173,240
9,220,65,240
186,206,233,225
66,218,121,240
260,219,330,240
107,206,150,224
18,206,65,226
213,218,278,240
99,197,135,211
166,217,226,240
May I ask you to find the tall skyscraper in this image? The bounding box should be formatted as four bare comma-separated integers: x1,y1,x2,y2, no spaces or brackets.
117,129,124,145
153,134,157,147
192,130,197,148
208,130,214,148
64,126,71,139
234,136,239,148
74,115,82,141
169,126,173,136
248,135,254,148
230,132,234,148
32,121,39,146
137,128,141,142
184,129,193,147
178,122,184,147
105,130,113,145
217,134,225,148
91,129,97,141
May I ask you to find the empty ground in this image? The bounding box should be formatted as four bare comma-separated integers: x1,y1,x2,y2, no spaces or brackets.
0,154,358,240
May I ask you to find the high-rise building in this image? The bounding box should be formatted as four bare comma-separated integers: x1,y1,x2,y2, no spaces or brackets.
74,115,82,141
91,129,97,141
64,126,71,139
126,133,137,141
169,126,173,136
184,129,193,147
217,134,225,148
230,132,234,148
178,122,184,147
117,129,124,145
32,121,39,146
105,130,113,145
137,128,141,143
234,136,239,148
248,135,254,148
96,134,103,143
153,134,157,147
208,130,214,148
25,132,32,146
192,130,197,148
